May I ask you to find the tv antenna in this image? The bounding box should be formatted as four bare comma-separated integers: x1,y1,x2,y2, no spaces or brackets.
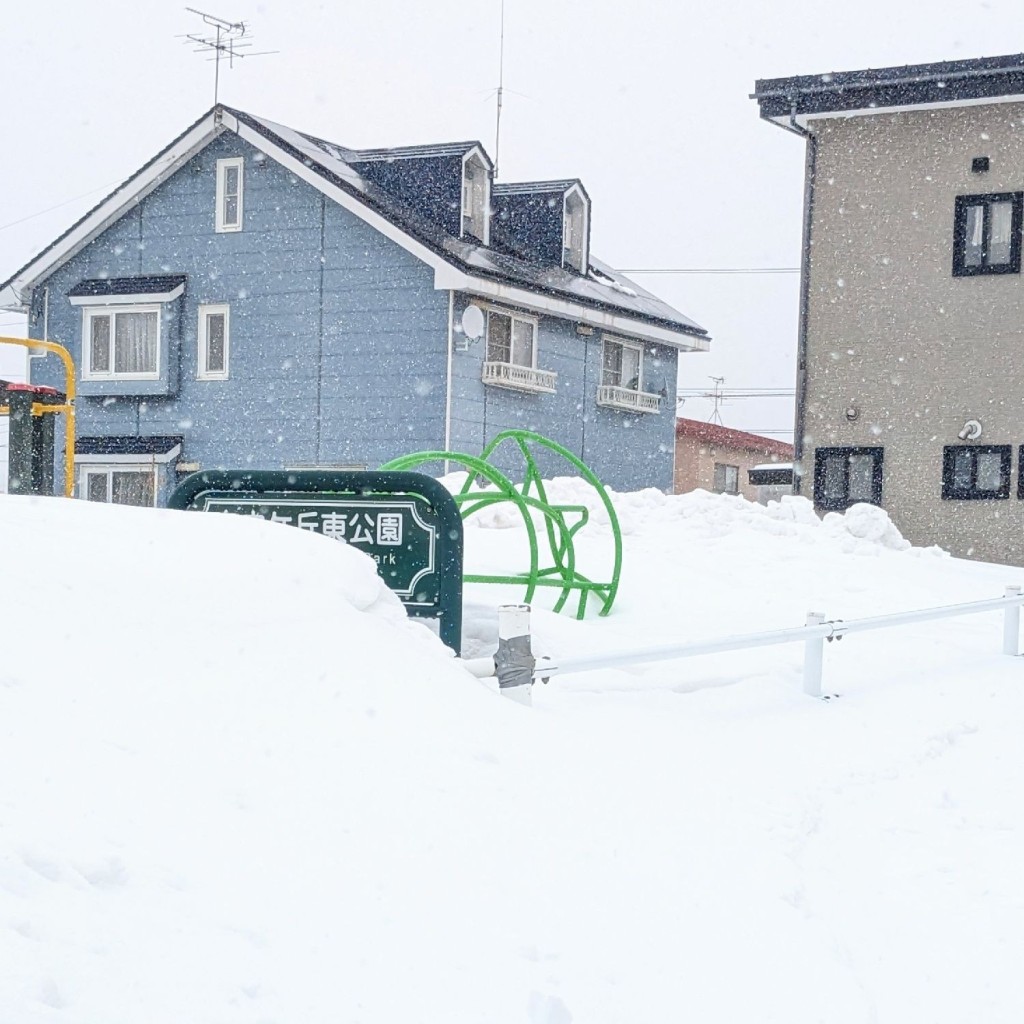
181,8,277,104
707,376,726,425
494,0,506,178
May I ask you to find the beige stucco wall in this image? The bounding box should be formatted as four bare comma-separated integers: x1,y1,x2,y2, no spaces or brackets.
801,101,1024,564
674,435,785,502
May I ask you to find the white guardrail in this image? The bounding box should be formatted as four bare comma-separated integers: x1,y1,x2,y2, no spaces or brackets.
462,587,1024,705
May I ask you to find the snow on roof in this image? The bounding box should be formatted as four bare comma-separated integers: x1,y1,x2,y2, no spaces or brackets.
0,106,708,345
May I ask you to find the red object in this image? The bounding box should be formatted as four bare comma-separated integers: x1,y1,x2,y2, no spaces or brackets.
675,417,793,459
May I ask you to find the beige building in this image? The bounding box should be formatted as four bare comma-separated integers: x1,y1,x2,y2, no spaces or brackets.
754,53,1024,564
674,417,792,502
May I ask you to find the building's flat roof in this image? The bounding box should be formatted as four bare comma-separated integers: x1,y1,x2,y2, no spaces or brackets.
753,52,1024,126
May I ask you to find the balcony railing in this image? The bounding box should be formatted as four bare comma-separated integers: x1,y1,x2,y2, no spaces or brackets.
482,361,557,394
596,384,662,414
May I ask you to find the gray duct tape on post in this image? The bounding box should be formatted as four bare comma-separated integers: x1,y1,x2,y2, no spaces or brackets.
494,634,536,690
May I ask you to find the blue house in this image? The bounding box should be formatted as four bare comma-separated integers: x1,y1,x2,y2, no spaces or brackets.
0,106,709,506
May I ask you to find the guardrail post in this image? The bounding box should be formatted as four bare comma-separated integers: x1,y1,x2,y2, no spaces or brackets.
803,611,826,697
1003,586,1022,656
494,604,535,706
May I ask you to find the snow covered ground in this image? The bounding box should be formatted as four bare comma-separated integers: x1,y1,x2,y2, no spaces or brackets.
2,484,1023,1022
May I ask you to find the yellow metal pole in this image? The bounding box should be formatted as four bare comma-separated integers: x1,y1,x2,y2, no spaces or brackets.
0,336,76,497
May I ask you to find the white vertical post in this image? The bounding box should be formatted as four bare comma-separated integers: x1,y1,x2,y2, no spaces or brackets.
803,611,826,698
496,604,534,706
1003,586,1021,656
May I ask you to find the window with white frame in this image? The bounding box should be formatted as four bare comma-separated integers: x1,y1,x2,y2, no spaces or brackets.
601,336,643,391
80,465,156,507
198,304,230,379
461,151,489,243
216,157,244,232
481,307,556,393
486,309,536,367
596,335,662,413
82,306,160,379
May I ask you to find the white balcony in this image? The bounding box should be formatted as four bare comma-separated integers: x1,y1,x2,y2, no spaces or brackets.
596,384,662,414
482,361,557,394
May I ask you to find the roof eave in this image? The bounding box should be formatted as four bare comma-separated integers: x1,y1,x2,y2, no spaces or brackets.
0,107,224,300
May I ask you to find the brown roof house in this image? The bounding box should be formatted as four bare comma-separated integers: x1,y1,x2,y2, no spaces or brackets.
674,418,793,502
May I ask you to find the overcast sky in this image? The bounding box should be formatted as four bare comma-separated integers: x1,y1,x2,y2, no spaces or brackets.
2,0,1022,435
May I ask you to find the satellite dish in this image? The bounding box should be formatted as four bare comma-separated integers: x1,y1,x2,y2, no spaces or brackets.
461,303,485,340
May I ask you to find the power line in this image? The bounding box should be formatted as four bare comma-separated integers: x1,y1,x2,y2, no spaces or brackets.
616,267,799,275
0,179,126,235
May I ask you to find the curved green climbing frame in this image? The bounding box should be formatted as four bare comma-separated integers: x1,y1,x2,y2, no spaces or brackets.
381,429,622,618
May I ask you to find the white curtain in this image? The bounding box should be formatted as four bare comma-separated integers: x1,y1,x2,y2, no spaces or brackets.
114,311,158,374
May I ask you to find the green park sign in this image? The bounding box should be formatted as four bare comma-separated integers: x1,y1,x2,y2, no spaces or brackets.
169,470,463,652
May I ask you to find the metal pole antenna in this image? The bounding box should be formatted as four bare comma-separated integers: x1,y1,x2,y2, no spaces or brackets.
495,0,505,178
180,8,278,104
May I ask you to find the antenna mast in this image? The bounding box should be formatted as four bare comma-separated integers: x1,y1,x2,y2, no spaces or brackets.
708,376,726,425
494,0,505,179
182,8,276,104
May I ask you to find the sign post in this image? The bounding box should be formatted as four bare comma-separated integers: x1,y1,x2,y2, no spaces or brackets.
169,470,464,652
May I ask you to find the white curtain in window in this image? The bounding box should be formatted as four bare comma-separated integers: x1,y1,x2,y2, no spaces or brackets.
114,311,158,374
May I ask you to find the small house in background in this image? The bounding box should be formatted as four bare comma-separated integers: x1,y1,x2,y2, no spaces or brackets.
674,418,793,502
0,105,710,506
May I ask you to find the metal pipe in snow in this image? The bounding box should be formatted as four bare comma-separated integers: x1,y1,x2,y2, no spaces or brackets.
535,591,1024,681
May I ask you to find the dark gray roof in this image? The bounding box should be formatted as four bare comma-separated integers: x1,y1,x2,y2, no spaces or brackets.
351,141,483,161
754,52,1024,121
232,109,705,338
493,180,580,196
69,275,186,298
77,435,183,456
0,105,707,342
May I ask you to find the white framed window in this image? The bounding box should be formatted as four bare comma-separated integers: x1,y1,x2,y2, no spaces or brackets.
596,334,662,413
486,309,537,368
80,465,157,507
461,149,490,244
82,305,160,380
198,303,230,379
601,336,643,391
481,306,556,394
216,157,244,232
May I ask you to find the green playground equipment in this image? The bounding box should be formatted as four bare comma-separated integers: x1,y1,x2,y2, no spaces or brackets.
381,429,622,618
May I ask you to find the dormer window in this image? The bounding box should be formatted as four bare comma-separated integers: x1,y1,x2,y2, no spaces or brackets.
461,149,490,244
562,185,589,273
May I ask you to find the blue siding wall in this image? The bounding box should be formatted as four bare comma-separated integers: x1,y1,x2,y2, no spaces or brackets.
30,133,449,497
449,294,678,491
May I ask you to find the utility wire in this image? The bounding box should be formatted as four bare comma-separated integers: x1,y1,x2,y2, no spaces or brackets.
616,267,799,275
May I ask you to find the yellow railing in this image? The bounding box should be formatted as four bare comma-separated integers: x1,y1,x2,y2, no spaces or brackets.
0,336,76,497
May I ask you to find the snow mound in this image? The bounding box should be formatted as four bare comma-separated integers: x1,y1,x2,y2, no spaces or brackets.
822,501,911,553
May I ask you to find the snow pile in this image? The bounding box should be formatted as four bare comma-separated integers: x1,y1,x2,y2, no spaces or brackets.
3,487,1024,1023
822,500,913,552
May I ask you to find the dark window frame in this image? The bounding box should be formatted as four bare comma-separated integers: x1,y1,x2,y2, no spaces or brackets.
942,444,1011,500
812,447,884,512
952,192,1024,276
713,462,740,495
